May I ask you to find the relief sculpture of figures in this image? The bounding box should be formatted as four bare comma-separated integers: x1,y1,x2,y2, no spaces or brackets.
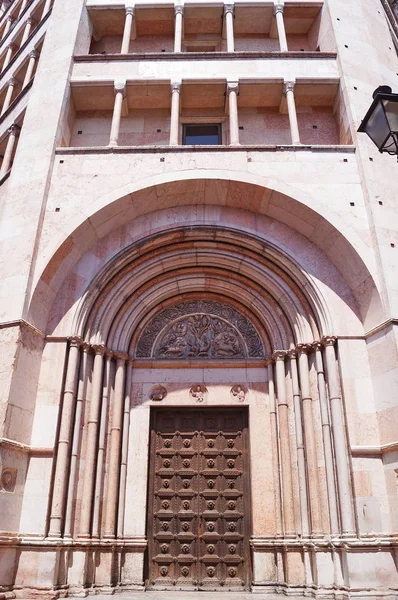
190,384,208,402
149,385,167,401
231,384,247,402
156,314,244,359
136,300,264,358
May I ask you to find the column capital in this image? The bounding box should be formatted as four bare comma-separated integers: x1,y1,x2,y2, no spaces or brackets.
81,341,91,353
92,344,107,356
321,335,337,347
287,349,297,359
226,81,239,95
272,350,287,362
29,49,38,59
284,80,295,94
125,5,135,16
7,42,17,51
312,341,323,352
26,17,35,25
296,342,312,355
171,81,182,94
114,79,127,97
224,4,234,16
68,335,83,348
113,351,129,363
274,2,284,15
174,4,184,16
7,77,18,87
6,15,14,22
8,123,21,136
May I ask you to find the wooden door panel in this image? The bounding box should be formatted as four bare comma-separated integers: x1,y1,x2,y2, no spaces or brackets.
148,408,250,590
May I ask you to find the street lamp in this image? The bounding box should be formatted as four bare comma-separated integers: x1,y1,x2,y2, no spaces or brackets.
358,86,398,156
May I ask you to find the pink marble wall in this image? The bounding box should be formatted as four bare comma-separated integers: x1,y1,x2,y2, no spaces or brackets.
297,107,340,145
235,35,279,52
90,34,174,54
239,107,291,145
69,109,170,147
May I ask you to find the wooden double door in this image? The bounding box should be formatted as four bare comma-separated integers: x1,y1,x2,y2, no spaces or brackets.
147,408,250,590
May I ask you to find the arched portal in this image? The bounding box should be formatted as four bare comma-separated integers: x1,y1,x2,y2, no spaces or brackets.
39,204,361,592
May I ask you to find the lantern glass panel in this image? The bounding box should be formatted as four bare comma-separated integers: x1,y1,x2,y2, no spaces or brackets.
365,100,390,150
383,99,398,132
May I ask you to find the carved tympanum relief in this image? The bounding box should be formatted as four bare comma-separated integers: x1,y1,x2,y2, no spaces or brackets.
231,384,247,402
136,300,264,359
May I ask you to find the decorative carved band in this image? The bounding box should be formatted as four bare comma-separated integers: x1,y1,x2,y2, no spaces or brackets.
136,300,264,359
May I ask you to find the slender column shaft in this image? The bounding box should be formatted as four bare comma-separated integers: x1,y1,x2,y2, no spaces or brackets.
314,343,339,535
64,344,90,538
1,78,17,116
18,0,28,17
121,7,135,54
284,81,300,145
227,82,240,146
41,0,52,19
79,345,106,538
174,5,183,52
274,3,288,51
273,351,295,535
2,44,15,71
48,337,82,537
118,361,133,537
169,81,181,145
224,5,235,52
297,344,322,535
104,353,127,538
21,17,34,45
268,363,282,536
109,81,126,147
92,353,113,538
288,351,309,536
323,337,355,536
22,50,37,89
0,124,20,179
2,16,13,39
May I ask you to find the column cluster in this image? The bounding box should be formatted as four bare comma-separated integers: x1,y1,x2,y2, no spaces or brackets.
270,337,355,538
48,337,133,540
0,122,20,179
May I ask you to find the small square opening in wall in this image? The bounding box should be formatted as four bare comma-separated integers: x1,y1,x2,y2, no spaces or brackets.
55,207,60,212
350,202,355,206
312,125,318,129
378,201,383,205
391,243,395,248
157,129,161,133
59,160,64,164
78,130,83,135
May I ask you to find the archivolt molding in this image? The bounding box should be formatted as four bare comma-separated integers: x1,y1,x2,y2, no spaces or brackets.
72,226,329,353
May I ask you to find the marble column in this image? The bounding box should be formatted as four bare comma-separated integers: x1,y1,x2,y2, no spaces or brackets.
104,352,128,538
0,124,20,180
2,44,15,72
274,3,288,51
118,360,133,537
174,5,183,52
169,81,181,145
109,81,126,147
268,362,282,535
21,17,34,46
2,16,13,39
121,6,135,54
1,77,17,116
22,50,38,89
18,0,28,17
92,352,113,538
284,81,301,145
273,351,295,535
322,336,355,536
297,343,322,535
41,0,52,19
224,4,235,52
227,81,240,146
79,344,106,538
48,337,82,537
314,342,339,535
64,343,90,538
288,350,309,536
